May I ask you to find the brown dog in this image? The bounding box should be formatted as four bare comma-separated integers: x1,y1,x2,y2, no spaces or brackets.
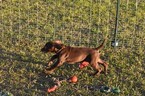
41,39,108,76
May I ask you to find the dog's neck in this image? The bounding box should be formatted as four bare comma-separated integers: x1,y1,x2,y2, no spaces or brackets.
55,45,66,53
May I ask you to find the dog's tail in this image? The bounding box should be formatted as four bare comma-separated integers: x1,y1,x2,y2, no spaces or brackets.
95,38,107,50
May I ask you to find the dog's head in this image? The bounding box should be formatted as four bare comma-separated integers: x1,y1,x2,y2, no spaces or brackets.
41,40,64,53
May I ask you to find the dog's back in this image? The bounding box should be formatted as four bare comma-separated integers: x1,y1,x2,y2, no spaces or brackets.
58,46,98,64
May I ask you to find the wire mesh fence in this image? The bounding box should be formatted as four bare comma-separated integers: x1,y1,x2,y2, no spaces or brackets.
0,0,145,51
0,0,145,95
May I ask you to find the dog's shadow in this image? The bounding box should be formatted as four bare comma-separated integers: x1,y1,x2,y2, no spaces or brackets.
0,48,108,94
0,48,55,94
33,63,81,93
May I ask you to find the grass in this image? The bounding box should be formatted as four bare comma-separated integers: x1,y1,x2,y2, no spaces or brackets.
1,0,145,96
0,35,145,96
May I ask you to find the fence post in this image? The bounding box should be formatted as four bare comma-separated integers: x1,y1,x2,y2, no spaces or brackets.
112,0,120,48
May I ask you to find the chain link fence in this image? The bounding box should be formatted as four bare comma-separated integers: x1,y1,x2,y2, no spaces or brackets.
0,0,145,51
0,0,145,95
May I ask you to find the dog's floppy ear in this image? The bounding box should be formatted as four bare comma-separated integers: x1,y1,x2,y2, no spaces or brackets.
53,40,62,44
53,40,64,50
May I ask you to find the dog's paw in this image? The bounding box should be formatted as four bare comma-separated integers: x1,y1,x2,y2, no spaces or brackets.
104,72,108,75
100,71,107,75
44,69,53,75
48,61,53,66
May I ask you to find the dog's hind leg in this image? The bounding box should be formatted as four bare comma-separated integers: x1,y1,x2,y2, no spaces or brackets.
91,63,102,76
98,59,108,75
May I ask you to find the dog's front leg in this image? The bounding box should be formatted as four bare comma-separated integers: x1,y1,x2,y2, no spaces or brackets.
45,59,64,74
47,54,58,66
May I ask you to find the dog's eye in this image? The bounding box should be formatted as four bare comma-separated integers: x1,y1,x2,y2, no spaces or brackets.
45,46,50,49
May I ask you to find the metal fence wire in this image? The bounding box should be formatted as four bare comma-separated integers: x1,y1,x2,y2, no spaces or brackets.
0,0,145,50
0,0,145,95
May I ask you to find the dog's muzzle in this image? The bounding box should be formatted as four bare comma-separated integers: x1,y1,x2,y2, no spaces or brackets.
41,48,47,53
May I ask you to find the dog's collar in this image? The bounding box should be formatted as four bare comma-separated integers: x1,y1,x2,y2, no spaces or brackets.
56,46,66,53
